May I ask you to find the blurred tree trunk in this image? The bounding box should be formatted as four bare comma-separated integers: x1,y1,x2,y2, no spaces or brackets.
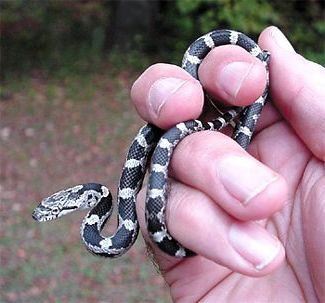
105,0,159,51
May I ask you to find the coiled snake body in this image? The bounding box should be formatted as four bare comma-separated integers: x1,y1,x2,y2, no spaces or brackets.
32,29,270,258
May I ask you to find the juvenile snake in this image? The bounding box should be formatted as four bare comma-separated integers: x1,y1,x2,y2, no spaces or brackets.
32,29,270,258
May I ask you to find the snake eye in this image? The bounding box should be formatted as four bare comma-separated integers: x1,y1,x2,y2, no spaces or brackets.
52,207,60,215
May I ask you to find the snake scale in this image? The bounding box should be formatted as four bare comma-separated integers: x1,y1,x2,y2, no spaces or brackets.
32,29,270,258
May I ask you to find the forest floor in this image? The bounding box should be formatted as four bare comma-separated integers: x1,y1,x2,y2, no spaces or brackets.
0,66,171,303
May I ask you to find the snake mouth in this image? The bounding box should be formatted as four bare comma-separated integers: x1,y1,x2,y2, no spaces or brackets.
32,205,53,222
32,209,46,222
32,205,78,222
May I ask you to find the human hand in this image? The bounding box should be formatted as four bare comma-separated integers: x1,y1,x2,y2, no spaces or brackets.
131,26,325,302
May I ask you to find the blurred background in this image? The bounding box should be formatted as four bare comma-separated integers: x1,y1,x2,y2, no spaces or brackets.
0,1,324,302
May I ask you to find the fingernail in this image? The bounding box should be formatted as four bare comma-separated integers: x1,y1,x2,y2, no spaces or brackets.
217,155,278,204
148,77,188,117
270,27,295,52
219,62,256,100
229,221,281,270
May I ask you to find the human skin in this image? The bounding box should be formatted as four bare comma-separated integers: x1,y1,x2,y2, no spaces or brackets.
131,26,325,302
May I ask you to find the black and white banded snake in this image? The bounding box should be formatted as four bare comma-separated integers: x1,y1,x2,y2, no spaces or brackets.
32,29,270,258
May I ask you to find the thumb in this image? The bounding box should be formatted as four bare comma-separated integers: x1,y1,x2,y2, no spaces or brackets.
259,26,325,161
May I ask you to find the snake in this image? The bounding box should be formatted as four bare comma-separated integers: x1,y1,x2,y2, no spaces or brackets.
32,29,270,258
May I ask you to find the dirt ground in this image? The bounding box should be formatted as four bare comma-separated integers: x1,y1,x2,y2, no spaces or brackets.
0,70,171,303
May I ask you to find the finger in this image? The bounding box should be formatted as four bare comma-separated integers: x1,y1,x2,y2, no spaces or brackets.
131,44,268,129
258,26,325,161
198,45,268,106
131,63,204,129
136,181,285,277
168,131,288,221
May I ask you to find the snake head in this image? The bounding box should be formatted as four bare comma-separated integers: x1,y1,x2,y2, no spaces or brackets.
32,185,85,222
32,183,110,222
